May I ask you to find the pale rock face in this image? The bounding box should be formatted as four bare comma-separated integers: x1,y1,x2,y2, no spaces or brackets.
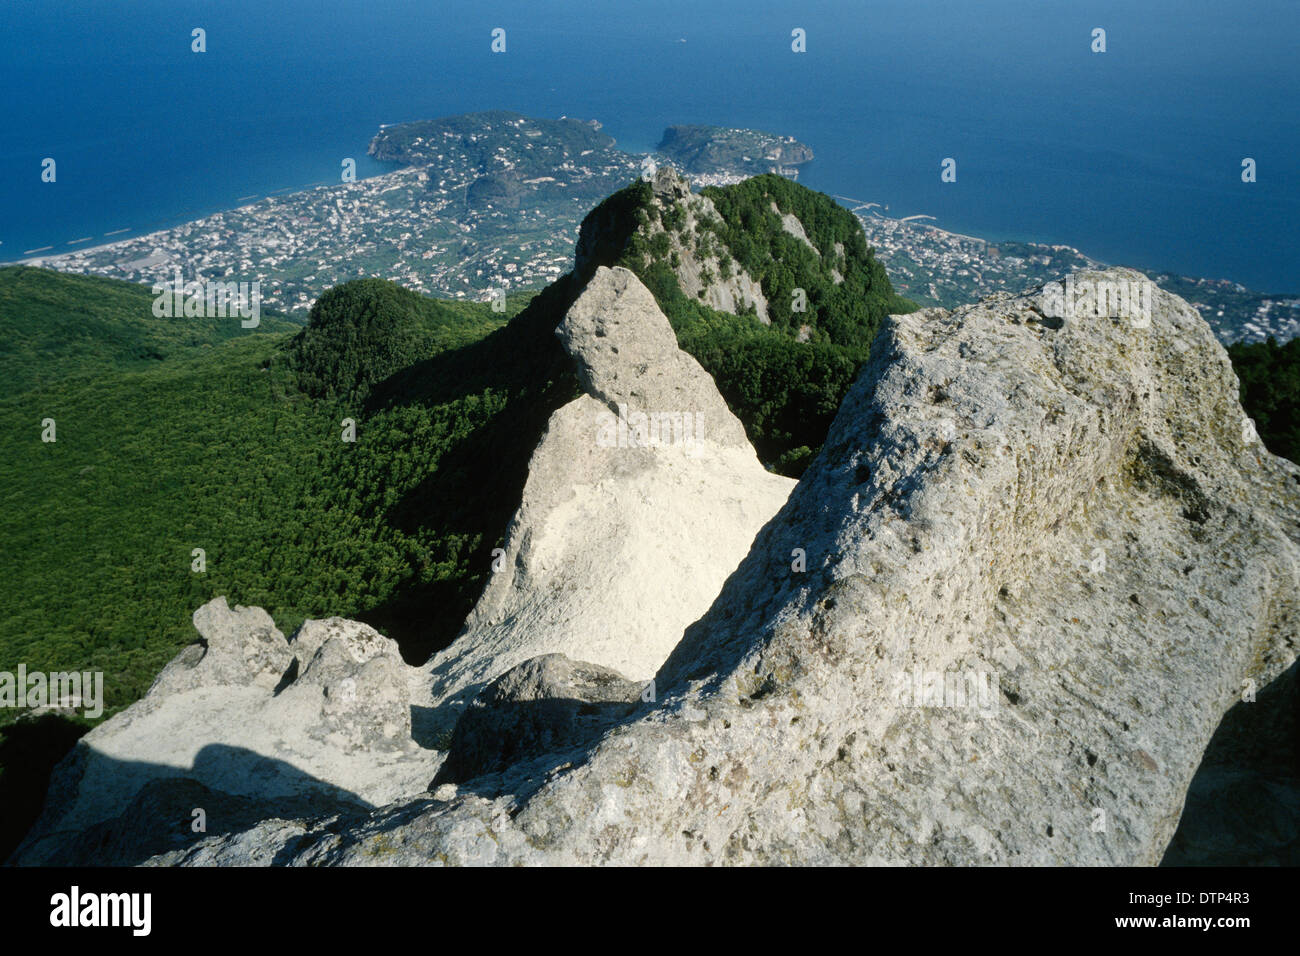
423,266,796,722
10,604,438,865
143,268,1298,867
433,654,645,787
774,201,819,255
290,616,395,678
151,597,292,694
283,622,413,753
12,264,796,866
556,264,751,449
642,168,770,323
649,166,690,204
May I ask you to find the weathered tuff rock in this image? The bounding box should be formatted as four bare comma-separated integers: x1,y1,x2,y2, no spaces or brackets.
12,265,796,865
556,264,750,450
10,599,436,866
422,266,795,723
152,599,291,694
141,268,1299,866
433,654,644,787
16,265,1300,866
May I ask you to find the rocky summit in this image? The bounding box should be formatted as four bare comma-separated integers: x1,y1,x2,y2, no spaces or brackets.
577,168,772,321
11,265,1299,866
423,265,795,726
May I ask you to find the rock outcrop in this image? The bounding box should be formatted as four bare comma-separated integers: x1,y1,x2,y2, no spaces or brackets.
148,269,1300,866
11,599,437,866
11,265,796,865
576,168,771,322
423,265,795,724
433,654,645,787
14,266,1300,866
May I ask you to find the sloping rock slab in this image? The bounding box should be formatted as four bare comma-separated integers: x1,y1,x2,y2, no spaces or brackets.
433,654,645,788
423,266,794,721
10,599,439,865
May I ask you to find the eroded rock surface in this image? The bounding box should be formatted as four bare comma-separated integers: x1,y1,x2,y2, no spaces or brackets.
10,599,436,866
12,265,795,865
577,168,771,322
556,264,750,449
423,266,795,723
144,269,1299,866
16,267,1300,867
433,654,645,788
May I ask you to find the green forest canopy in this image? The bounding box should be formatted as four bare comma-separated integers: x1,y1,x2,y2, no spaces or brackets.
1227,336,1300,465
578,174,917,473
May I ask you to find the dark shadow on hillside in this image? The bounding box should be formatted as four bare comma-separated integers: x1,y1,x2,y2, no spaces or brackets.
0,715,88,863
352,276,583,666
8,743,371,866
1162,657,1300,865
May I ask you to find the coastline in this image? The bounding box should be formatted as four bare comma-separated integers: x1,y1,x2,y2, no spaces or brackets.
11,122,1297,311
12,181,384,269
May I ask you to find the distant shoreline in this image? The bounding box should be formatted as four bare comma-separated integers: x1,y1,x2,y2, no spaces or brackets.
19,232,155,266
12,116,1296,303
12,183,365,269
12,117,812,270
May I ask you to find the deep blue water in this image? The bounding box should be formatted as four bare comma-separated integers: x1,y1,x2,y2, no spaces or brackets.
2,0,1296,290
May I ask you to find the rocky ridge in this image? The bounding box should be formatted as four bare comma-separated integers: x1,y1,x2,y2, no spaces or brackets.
12,266,1300,866
9,264,796,864
577,167,773,322
422,265,795,725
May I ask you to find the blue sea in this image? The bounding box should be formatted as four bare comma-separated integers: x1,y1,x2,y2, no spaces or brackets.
2,0,1297,290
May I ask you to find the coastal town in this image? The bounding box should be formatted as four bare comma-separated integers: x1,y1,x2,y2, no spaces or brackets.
23,113,817,315
850,204,1300,345
21,112,649,313
19,113,1298,345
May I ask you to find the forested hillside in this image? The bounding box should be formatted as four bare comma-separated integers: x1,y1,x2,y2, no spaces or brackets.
0,271,553,724
577,174,917,474
1228,336,1300,464
0,267,560,856
0,266,301,397
3,181,1295,860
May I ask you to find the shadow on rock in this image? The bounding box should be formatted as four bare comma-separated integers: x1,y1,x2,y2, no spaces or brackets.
1163,657,1300,865
0,714,88,863
10,743,371,866
432,654,648,792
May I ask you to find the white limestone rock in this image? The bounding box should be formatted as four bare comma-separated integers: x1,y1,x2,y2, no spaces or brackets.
20,265,1300,868
151,597,291,695
433,654,644,787
12,264,796,866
